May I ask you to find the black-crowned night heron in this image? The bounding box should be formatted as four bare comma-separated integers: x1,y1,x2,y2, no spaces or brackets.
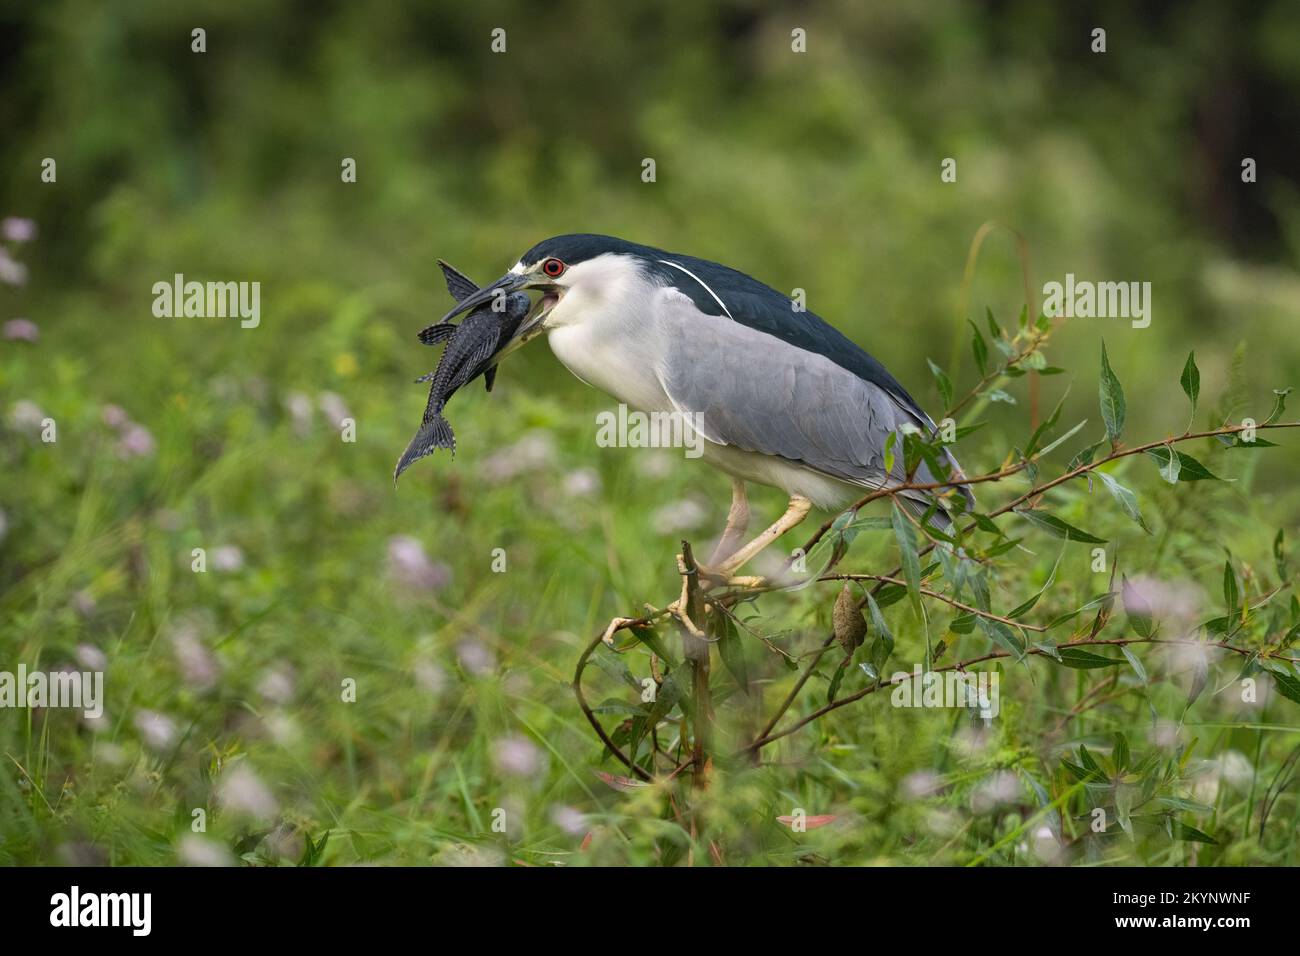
429,234,973,576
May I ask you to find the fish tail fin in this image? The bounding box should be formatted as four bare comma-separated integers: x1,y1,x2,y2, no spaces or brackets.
393,414,456,484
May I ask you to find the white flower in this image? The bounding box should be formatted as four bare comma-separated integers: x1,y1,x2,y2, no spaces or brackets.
75,643,107,671
133,710,178,751
317,391,351,425
562,467,602,497
171,622,219,691
1,217,37,242
256,665,295,704
481,430,556,482
8,400,45,432
177,835,234,867
116,423,156,458
285,392,314,435
218,765,278,821
970,771,1020,814
651,497,709,534
456,640,496,676
387,535,451,590
211,545,245,572
0,247,27,286
549,804,588,836
101,404,129,428
3,318,38,342
492,735,544,777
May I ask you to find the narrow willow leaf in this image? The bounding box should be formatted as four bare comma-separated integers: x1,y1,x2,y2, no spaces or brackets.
1014,508,1108,544
927,358,953,410
969,319,988,376
1120,645,1148,683
714,611,749,695
1055,647,1121,669
1038,419,1088,458
1263,386,1292,426
1144,447,1222,482
1066,439,1107,471
1171,821,1217,844
1272,671,1300,707
892,502,924,620
1099,341,1126,442
1180,351,1199,415
1095,471,1152,534
1121,575,1154,639
978,616,1025,660
1222,559,1239,615
863,591,895,678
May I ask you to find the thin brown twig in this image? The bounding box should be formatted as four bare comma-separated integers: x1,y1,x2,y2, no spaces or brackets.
820,573,1048,632
742,636,1300,756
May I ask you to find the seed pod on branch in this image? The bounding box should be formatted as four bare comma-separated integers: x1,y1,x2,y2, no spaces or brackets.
833,582,867,654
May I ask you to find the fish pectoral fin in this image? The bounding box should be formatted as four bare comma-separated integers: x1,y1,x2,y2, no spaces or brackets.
483,365,497,392
418,323,457,346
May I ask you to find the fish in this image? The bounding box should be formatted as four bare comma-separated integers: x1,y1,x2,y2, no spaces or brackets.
393,261,531,482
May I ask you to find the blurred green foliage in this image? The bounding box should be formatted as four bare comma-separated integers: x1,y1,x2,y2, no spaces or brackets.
1,1,1299,865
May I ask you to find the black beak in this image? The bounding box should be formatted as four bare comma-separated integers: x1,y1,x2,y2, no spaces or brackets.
429,272,532,327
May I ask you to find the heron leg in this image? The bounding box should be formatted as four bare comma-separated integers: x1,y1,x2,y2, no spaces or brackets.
709,478,750,565
715,494,812,576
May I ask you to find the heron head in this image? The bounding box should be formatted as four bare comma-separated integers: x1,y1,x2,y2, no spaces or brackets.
431,234,652,358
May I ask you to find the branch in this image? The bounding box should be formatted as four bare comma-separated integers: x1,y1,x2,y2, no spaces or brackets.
742,635,1300,756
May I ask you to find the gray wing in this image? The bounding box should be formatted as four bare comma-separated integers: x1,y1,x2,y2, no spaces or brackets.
655,295,970,508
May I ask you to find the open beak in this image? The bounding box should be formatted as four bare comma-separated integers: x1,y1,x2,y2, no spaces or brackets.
432,271,534,325
427,268,563,362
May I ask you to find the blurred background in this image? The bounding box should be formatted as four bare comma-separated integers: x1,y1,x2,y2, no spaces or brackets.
1,1,1298,865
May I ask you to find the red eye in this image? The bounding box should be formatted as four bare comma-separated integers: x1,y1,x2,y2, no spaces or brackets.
542,258,566,278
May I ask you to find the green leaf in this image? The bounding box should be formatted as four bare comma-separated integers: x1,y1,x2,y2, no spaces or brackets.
1180,352,1199,415
1263,387,1292,426
1144,447,1222,482
1066,439,1107,471
1121,575,1154,639
1113,732,1130,771
1037,419,1088,459
713,611,749,695
1014,508,1108,544
1222,560,1239,615
985,306,1003,341
1275,529,1287,581
1095,471,1151,534
1120,645,1148,683
1099,341,1126,443
630,626,677,670
969,319,988,376
892,502,924,620
1054,647,1121,669
978,616,1025,660
1154,445,1180,483
863,592,895,679
927,358,953,410
1272,671,1300,707
1171,820,1217,844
